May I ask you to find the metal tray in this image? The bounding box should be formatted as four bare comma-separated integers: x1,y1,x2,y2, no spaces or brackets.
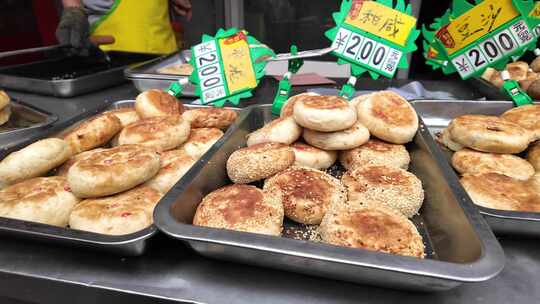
0,100,239,256
154,104,505,291
411,99,540,237
466,78,510,101
0,99,57,146
124,51,196,96
0,52,157,97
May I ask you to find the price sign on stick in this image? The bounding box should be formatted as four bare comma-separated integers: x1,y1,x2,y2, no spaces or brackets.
326,0,420,99
423,0,540,80
176,28,273,107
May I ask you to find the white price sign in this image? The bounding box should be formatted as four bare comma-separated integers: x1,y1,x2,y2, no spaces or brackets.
331,27,403,77
193,40,227,103
450,18,534,79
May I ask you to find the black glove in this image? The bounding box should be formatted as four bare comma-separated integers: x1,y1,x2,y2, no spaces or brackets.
56,7,91,55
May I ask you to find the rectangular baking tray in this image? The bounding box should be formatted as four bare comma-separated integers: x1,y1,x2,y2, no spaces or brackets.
411,99,540,237
154,104,505,291
0,100,240,256
466,78,511,100
0,52,157,97
0,99,57,146
124,50,196,96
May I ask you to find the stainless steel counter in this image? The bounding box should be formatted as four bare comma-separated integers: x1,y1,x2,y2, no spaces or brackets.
1,80,538,304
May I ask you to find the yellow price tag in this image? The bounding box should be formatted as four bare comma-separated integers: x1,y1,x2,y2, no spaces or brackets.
437,0,519,55
345,1,417,47
219,33,257,94
529,1,540,18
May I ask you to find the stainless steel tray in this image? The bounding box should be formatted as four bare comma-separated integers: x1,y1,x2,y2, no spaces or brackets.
466,78,510,101
0,52,157,97
154,104,505,291
0,100,239,256
124,51,196,96
0,99,57,146
411,99,540,237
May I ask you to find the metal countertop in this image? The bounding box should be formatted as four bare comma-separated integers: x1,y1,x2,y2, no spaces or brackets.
1,79,538,304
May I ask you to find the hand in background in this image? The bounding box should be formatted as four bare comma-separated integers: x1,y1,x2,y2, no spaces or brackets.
172,0,192,21
55,7,92,54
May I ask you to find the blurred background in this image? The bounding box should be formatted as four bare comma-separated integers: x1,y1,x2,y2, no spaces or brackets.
0,0,458,79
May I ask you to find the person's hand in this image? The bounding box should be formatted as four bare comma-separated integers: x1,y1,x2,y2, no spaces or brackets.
56,7,92,54
172,0,192,20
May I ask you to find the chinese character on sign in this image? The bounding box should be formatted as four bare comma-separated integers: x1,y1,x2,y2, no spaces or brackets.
227,64,243,84
479,4,502,32
512,20,533,44
379,14,405,38
456,17,483,42
231,48,244,58
360,9,382,26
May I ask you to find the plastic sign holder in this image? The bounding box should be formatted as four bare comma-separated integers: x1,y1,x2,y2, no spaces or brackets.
263,46,336,115
271,45,304,115
500,70,532,106
326,0,420,99
168,28,274,107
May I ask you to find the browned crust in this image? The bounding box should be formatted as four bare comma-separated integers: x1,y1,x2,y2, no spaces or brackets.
186,128,223,143
506,61,528,81
461,172,540,212
299,95,348,109
0,90,9,110
369,92,416,126
501,105,540,138
182,108,237,129
118,115,189,150
226,143,295,184
0,176,71,208
138,89,184,116
63,113,122,153
451,148,534,180
448,114,530,153
193,184,283,235
291,142,323,153
320,206,425,258
263,167,345,224
75,144,159,172
71,186,161,221
56,148,107,176
341,165,424,218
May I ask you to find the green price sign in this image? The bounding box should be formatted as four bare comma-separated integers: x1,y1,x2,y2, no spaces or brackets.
326,0,420,79
189,28,274,106
423,0,540,79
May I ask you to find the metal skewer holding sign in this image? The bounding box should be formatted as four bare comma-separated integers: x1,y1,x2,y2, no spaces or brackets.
263,46,338,115
167,28,337,108
422,0,540,106
325,0,421,100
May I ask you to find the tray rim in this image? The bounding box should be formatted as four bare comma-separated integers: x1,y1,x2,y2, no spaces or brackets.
410,99,540,224
0,52,159,97
0,98,58,136
154,103,505,284
0,99,241,254
124,50,191,81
